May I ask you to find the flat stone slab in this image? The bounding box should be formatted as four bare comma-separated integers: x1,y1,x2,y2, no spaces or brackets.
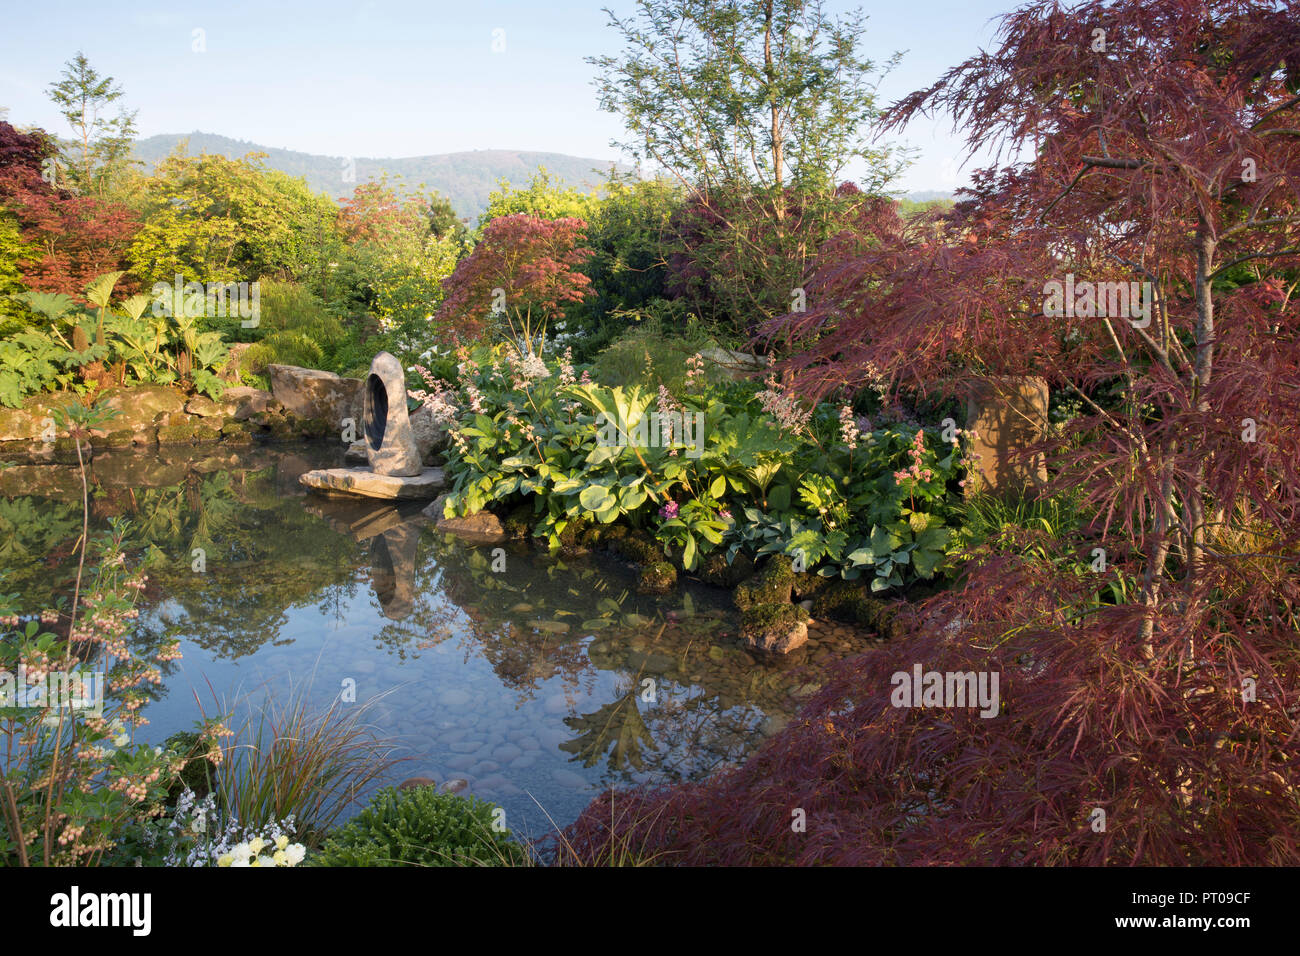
299,466,446,500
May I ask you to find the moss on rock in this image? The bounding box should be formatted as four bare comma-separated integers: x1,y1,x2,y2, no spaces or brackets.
740,602,810,654
734,554,796,610
157,423,220,445
791,570,832,601
502,502,537,540
637,561,678,595
811,580,909,640
698,551,755,588
611,527,661,566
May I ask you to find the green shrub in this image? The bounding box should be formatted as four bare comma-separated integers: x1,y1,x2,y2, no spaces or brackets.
312,786,529,867
589,312,720,391
235,280,345,373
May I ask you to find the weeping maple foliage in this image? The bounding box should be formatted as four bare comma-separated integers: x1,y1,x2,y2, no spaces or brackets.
564,0,1300,865
0,121,139,297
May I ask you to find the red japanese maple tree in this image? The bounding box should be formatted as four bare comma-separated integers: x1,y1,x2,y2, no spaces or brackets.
565,0,1300,865
435,213,593,348
0,122,139,297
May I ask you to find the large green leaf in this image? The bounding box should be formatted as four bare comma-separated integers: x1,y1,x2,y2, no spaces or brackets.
84,271,126,310
579,483,613,512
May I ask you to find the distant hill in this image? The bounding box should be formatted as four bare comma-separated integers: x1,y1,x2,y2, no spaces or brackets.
131,132,630,222
904,190,957,203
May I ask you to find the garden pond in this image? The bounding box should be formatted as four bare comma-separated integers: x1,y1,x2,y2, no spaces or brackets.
0,441,872,839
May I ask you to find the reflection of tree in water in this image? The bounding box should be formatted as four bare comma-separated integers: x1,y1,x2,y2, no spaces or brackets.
148,515,364,659
0,496,84,604
561,684,658,772
1,444,856,790
410,528,834,789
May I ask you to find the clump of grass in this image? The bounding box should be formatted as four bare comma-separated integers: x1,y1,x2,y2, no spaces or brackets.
544,790,675,867
953,489,1087,553
199,681,403,847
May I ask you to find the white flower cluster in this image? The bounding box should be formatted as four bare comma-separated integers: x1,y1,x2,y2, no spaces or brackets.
161,789,306,868
504,350,551,390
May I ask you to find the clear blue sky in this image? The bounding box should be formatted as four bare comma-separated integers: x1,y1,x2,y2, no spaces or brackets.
0,0,1018,193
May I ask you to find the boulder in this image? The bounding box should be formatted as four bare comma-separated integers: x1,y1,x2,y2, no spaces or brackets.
734,555,796,609
965,376,1049,498
636,561,678,595
268,364,362,432
435,510,506,545
222,386,279,421
699,348,770,379
184,394,233,418
0,392,78,442
157,423,221,445
741,603,811,655
422,493,450,521
96,385,187,434
408,404,450,463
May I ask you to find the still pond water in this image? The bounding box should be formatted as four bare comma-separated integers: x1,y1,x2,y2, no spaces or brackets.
0,441,865,839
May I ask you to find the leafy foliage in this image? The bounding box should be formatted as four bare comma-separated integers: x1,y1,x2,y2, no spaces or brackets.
440,346,967,581
312,786,527,867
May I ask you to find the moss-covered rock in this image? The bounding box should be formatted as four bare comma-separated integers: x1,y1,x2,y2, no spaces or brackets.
104,429,135,449
637,561,678,595
698,551,755,588
297,416,332,439
268,420,300,442
811,580,909,640
156,423,220,445
502,502,537,540
610,527,661,565
734,554,796,610
791,570,832,601
740,602,810,654
556,516,592,553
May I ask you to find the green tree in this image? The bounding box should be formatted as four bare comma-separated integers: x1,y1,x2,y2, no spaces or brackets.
126,146,337,287
46,52,139,199
477,167,602,233
0,214,35,329
589,0,907,337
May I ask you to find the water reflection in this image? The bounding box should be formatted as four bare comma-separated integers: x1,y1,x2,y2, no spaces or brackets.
0,442,865,836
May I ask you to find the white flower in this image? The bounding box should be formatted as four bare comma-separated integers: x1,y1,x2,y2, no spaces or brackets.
229,842,252,863
113,732,130,747
283,843,306,866
253,855,275,867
